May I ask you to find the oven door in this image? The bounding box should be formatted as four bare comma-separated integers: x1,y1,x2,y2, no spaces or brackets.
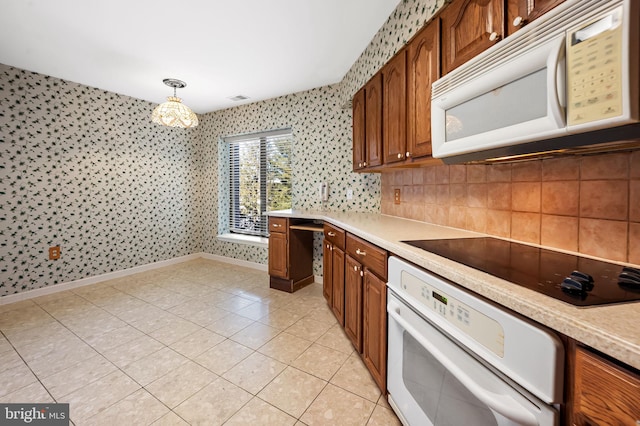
387,291,558,426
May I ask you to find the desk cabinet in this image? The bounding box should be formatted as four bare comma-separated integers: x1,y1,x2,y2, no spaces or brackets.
268,217,315,293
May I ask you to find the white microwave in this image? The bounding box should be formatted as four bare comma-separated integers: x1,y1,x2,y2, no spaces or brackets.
431,0,639,164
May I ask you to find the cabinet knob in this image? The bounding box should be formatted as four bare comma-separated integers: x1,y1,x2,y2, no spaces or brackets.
406,151,411,158
363,162,367,167
512,16,525,27
355,248,367,256
358,162,362,168
397,153,403,159
360,270,364,277
353,265,358,271
327,231,336,237
489,32,501,42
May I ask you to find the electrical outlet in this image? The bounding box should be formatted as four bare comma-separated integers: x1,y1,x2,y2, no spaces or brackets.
49,246,61,260
394,189,401,204
346,188,353,200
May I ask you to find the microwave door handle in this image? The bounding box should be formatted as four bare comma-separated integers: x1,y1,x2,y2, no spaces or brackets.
547,36,566,126
387,304,538,426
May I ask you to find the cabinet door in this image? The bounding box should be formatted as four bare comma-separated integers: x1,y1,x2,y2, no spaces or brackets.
344,255,363,353
573,346,640,425
331,246,345,326
268,232,288,278
323,239,333,304
441,0,504,75
507,0,566,35
365,74,383,168
382,50,407,164
363,270,387,392
352,87,366,171
407,20,440,160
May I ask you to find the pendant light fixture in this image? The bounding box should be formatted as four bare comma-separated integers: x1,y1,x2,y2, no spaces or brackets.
151,78,199,128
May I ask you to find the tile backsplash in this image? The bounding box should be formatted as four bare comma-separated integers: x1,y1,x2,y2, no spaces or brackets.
381,152,640,264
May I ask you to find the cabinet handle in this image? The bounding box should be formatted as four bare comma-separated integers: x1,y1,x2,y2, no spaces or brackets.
489,32,501,42
272,223,281,228
512,16,525,27
363,162,367,167
327,231,336,237
406,151,411,158
353,265,358,271
356,248,367,256
360,270,364,277
397,153,402,159
358,162,362,168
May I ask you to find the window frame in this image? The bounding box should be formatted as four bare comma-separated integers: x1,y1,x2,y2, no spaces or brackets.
225,128,293,238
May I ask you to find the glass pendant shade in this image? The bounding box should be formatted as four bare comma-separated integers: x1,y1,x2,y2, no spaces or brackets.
152,96,198,128
151,78,199,128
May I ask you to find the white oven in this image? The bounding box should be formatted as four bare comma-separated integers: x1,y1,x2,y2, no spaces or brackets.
386,257,564,426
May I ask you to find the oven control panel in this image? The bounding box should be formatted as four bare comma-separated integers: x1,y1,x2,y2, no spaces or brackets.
401,270,505,357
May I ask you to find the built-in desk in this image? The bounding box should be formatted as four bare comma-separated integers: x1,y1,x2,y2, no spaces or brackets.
267,216,323,293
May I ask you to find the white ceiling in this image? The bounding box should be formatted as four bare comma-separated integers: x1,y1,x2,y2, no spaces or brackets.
0,0,400,113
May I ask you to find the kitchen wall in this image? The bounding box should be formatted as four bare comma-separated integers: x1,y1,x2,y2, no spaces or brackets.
0,64,202,296
381,154,640,264
196,87,381,274
198,0,447,274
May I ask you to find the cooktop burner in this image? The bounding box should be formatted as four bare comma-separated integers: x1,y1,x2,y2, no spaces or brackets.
403,237,640,307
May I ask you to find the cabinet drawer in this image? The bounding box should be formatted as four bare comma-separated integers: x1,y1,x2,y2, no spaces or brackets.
574,346,640,425
269,217,288,233
324,223,345,250
346,234,387,281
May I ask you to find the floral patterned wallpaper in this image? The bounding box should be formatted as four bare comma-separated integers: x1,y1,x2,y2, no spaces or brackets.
1,0,445,295
1,66,201,296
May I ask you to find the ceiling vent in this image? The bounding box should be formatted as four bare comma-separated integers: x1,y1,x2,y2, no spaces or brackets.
228,95,250,101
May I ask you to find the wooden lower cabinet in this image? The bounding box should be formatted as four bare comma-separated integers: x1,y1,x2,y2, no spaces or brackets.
268,231,288,279
344,255,363,352
330,244,345,325
363,270,387,392
346,233,388,392
268,217,314,293
323,224,346,325
572,345,640,425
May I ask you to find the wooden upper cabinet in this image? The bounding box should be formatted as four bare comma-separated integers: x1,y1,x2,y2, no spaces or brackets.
352,87,366,171
365,74,383,168
441,0,504,75
407,20,440,160
382,50,407,164
507,0,566,35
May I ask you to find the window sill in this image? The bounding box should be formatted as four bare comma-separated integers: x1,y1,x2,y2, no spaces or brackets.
217,233,269,248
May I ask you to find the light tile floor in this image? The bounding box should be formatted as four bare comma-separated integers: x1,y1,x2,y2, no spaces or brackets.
0,259,401,425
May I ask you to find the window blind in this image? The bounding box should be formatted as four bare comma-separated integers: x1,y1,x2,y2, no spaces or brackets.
227,129,292,237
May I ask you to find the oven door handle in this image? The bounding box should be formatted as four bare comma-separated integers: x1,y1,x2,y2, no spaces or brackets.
388,304,538,426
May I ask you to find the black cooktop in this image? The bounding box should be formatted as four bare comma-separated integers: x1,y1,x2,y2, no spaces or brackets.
403,237,640,307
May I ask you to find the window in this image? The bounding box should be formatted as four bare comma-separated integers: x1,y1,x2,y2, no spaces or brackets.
227,129,292,237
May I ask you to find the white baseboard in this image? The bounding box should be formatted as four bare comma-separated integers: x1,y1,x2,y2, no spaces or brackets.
199,252,268,272
0,253,268,305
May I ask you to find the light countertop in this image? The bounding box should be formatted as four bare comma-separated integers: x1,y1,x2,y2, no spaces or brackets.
267,209,640,370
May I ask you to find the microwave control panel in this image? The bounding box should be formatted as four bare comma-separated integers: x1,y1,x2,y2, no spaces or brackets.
566,6,623,126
